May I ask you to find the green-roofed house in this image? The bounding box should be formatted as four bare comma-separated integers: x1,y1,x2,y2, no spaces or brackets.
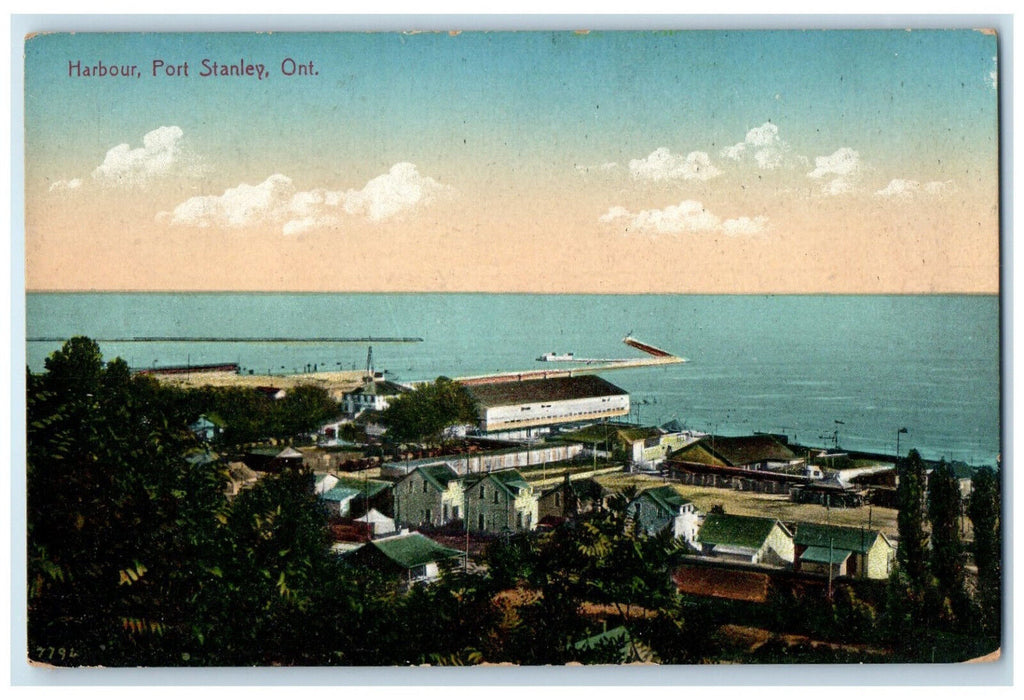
330,474,394,517
793,522,895,580
697,513,794,567
190,413,226,442
393,463,465,528
627,485,701,546
319,484,362,517
464,469,538,534
348,531,465,585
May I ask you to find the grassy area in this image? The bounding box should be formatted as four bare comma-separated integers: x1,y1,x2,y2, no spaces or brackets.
595,472,901,540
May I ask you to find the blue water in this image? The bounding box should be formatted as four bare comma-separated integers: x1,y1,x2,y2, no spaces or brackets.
25,293,1001,466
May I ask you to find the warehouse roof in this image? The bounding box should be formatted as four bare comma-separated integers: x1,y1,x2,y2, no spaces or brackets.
466,375,627,408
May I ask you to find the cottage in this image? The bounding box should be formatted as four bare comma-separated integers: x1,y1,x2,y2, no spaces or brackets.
627,485,701,545
464,469,538,534
343,379,411,417
330,474,394,517
793,522,895,580
393,463,465,528
244,446,304,473
319,484,362,517
190,414,226,442
697,513,794,567
347,530,465,585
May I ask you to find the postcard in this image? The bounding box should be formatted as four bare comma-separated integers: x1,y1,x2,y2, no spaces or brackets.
20,26,1003,674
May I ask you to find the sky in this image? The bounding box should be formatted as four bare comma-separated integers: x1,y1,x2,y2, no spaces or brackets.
23,29,1000,293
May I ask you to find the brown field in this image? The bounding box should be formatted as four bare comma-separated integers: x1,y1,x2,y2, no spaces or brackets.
595,472,901,540
153,369,366,400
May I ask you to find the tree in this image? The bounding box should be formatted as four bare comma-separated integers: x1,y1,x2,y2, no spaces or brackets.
896,449,929,588
379,377,477,444
967,466,1001,636
28,337,228,665
927,460,968,622
275,384,340,437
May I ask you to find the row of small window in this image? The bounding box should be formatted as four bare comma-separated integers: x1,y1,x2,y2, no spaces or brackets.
493,406,627,426
412,507,532,532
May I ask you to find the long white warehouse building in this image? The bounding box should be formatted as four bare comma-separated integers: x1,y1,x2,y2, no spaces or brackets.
465,375,630,434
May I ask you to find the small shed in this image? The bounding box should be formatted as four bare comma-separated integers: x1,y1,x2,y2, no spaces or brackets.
319,485,361,517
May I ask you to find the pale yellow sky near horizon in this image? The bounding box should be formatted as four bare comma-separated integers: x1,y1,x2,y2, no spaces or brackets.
25,175,999,294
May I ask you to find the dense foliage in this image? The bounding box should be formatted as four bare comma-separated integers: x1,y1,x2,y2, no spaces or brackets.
379,377,478,444
967,466,1001,636
926,461,968,621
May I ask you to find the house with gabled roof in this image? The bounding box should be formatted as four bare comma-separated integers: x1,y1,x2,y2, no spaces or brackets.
793,522,895,580
627,485,701,546
463,469,538,534
343,379,411,417
190,413,227,442
393,463,465,528
347,530,465,585
319,483,362,517
244,446,304,473
697,513,794,567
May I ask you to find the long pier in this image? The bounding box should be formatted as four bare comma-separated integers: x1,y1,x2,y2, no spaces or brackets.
27,336,424,343
457,336,686,386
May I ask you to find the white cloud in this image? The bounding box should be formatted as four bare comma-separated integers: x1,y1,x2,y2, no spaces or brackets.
48,178,82,192
599,200,767,236
988,56,998,90
875,178,920,198
629,148,721,182
159,174,296,228
923,180,955,195
159,163,450,233
721,122,787,170
875,178,955,199
808,147,861,179
808,147,862,196
340,162,448,222
821,178,855,196
92,126,194,186
722,216,770,236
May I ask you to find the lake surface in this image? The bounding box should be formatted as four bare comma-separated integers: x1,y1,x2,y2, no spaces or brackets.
25,293,1001,466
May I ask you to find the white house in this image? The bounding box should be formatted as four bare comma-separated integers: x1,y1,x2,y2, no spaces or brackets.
627,485,701,547
343,379,412,417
